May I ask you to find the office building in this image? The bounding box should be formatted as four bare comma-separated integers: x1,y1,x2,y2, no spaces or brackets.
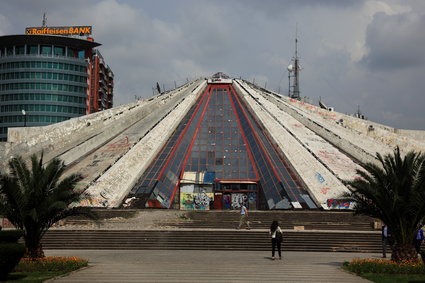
0,26,114,141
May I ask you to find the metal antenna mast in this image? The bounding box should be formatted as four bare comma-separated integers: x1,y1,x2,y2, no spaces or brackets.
293,25,300,99
288,24,301,100
42,13,47,27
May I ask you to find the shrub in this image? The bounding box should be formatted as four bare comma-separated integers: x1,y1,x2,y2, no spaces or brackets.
0,229,23,243
343,258,425,274
14,257,88,273
0,242,26,280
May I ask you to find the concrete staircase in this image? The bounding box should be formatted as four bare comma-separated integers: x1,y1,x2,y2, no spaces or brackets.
165,211,374,231
43,210,382,253
42,229,381,252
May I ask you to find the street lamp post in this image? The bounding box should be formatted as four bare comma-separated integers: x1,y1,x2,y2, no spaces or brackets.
21,109,26,127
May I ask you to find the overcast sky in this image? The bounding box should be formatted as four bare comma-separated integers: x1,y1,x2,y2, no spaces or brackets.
1,0,424,130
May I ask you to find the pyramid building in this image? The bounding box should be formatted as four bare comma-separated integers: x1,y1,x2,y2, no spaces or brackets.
1,73,425,210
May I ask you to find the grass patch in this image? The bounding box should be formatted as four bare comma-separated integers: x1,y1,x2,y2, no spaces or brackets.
360,273,425,283
179,214,189,220
342,258,425,283
4,256,88,282
119,210,138,219
179,211,195,220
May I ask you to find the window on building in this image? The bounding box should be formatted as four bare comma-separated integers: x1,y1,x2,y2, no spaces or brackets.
15,45,25,55
6,47,13,56
27,45,38,55
40,45,52,56
68,48,77,58
53,46,65,57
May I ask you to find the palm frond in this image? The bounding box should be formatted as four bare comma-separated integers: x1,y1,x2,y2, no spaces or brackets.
0,154,97,258
344,146,425,245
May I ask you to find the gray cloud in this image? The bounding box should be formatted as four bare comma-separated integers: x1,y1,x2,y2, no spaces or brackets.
0,0,424,130
361,11,425,70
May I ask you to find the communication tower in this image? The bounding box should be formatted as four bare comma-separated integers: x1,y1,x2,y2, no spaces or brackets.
42,13,47,27
288,27,301,100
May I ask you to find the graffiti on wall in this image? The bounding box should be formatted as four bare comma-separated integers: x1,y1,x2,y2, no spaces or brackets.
317,150,362,180
180,192,213,210
194,191,212,209
326,199,353,209
315,172,325,183
290,99,336,120
181,193,194,210
232,193,248,209
103,136,130,153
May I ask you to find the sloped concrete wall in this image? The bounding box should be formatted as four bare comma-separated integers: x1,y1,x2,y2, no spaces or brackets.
1,80,204,169
235,81,364,182
271,98,386,165
1,78,207,208
253,86,425,159
1,100,149,167
234,80,352,209
49,80,204,167
57,80,207,195
395,129,425,142
81,80,207,207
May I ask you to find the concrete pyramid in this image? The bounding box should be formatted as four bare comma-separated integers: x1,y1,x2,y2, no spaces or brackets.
1,74,425,210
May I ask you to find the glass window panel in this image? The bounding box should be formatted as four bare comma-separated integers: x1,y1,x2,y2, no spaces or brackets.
54,46,65,56
191,151,200,158
68,48,77,58
40,45,52,56
6,47,13,56
27,45,38,55
16,46,25,55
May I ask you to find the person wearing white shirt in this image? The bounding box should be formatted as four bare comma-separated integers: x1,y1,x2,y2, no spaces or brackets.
237,203,251,230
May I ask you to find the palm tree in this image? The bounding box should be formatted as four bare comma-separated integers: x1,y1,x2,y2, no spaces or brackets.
344,147,425,262
0,154,96,259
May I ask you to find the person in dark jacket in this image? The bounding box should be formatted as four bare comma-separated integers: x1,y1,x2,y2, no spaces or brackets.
382,224,393,258
270,220,282,260
415,224,424,254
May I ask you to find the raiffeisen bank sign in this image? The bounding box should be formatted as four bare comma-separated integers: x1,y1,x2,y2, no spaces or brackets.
25,26,92,36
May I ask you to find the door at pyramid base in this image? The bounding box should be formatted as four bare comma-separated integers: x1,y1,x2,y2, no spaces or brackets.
178,181,259,210
216,183,258,210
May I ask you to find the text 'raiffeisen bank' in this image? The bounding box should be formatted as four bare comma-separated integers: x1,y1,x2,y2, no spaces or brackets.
25,26,92,36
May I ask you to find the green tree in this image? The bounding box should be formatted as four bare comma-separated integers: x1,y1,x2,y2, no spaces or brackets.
344,147,425,262
0,154,96,259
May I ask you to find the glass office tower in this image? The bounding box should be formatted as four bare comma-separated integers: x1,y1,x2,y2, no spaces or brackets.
0,34,100,141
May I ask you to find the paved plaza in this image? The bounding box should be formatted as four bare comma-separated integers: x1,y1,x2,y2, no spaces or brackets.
45,250,378,282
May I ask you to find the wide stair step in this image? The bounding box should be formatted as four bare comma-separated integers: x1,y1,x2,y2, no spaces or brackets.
54,210,381,253
161,211,375,231
43,230,382,253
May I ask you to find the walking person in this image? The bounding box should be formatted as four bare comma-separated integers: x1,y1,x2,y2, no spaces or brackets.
270,220,282,260
237,202,250,230
382,224,393,258
414,224,424,254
